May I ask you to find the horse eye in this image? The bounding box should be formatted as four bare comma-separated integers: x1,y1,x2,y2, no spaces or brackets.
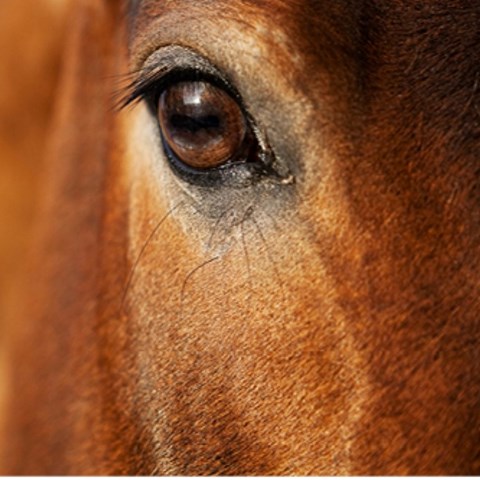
157,81,251,170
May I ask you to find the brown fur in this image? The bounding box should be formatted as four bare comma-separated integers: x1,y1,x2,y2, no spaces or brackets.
0,0,68,356
0,0,69,456
1,0,479,474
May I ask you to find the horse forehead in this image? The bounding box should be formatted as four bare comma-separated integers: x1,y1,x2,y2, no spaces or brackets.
127,2,477,97
127,0,365,114
128,0,357,54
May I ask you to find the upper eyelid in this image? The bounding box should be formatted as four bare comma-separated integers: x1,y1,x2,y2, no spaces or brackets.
120,45,239,109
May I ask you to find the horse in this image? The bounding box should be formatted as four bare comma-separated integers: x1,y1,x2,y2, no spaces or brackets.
1,0,479,474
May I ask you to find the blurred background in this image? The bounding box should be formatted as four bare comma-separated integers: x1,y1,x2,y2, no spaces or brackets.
0,0,70,413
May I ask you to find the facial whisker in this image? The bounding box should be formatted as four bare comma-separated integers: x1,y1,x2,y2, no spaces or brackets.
121,201,185,311
261,210,281,230
250,214,288,308
206,208,231,252
240,207,255,291
179,256,220,322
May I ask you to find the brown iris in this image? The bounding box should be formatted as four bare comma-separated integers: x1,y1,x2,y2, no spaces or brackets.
157,81,248,169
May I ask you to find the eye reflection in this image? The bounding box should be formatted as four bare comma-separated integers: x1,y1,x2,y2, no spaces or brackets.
157,81,251,170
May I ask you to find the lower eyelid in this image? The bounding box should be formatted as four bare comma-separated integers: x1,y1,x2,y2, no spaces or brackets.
161,130,256,185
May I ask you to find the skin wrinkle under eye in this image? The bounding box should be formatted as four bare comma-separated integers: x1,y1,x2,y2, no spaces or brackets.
126,104,255,258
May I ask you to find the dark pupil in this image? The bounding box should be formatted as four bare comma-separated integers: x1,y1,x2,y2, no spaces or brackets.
167,107,225,151
170,113,221,134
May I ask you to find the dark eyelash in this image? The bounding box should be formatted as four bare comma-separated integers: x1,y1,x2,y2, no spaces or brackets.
117,64,240,112
117,68,204,109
